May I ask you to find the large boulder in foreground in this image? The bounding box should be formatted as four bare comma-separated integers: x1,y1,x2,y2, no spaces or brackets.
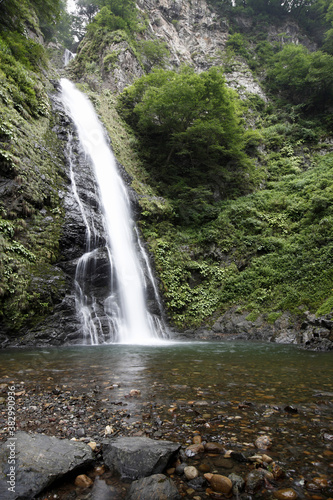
103,436,180,480
0,432,94,499
126,473,181,500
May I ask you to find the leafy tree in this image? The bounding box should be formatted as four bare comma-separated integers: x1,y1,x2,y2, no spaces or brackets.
137,40,169,70
118,66,252,190
86,0,138,34
77,0,99,22
98,0,136,21
266,44,333,112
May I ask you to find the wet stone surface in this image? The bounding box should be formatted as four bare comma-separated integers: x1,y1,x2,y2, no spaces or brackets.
0,342,332,499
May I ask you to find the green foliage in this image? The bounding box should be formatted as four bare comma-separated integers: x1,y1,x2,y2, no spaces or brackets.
0,0,64,40
316,295,333,316
0,36,49,117
226,33,248,59
118,66,254,194
136,39,169,70
139,151,333,327
266,44,333,112
87,0,138,34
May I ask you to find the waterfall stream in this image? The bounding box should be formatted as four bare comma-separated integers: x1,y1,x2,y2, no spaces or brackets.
63,49,75,66
60,78,168,344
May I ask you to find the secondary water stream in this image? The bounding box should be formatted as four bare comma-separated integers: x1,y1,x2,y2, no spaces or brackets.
0,342,332,498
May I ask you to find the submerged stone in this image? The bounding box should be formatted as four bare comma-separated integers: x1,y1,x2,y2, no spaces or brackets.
126,473,181,500
103,436,180,480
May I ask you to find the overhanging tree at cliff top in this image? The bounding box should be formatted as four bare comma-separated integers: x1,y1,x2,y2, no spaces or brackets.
118,66,253,191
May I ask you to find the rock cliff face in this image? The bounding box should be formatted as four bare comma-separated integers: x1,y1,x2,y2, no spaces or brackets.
71,0,266,100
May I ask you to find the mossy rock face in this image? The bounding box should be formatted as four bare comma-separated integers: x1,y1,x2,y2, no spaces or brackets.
0,45,69,336
67,29,144,94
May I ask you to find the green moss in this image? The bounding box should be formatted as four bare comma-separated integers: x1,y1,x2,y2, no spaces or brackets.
246,311,260,322
316,295,333,316
267,311,283,324
0,34,67,332
103,51,120,71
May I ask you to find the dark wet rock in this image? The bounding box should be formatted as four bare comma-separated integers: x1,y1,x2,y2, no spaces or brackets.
229,472,245,494
187,476,207,490
0,432,94,500
126,473,181,500
230,451,248,462
103,436,180,480
245,469,266,494
187,306,333,351
284,405,298,414
175,463,188,475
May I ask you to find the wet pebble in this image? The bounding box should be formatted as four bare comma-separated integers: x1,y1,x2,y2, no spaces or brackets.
193,434,202,444
204,473,233,494
188,476,207,491
255,435,272,450
245,469,266,494
272,463,285,480
74,474,93,488
273,488,298,500
198,463,210,473
204,442,225,454
213,457,234,469
307,477,329,490
184,466,199,480
175,463,188,475
185,443,205,457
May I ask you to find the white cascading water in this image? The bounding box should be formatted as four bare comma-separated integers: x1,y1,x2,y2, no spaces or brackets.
60,78,168,344
63,49,75,66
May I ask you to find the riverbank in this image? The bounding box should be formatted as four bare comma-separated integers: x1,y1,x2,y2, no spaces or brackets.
1,307,332,351
0,342,332,499
178,309,333,352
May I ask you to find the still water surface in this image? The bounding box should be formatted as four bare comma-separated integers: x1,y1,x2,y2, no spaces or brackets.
1,340,331,405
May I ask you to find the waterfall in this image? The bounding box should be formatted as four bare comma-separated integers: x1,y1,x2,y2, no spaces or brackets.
63,49,75,67
60,78,168,344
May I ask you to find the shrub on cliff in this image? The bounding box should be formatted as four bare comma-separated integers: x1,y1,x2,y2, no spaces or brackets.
118,66,255,194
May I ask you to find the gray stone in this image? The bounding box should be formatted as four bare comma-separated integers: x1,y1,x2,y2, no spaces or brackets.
126,473,181,500
229,472,245,494
103,436,180,480
0,432,94,500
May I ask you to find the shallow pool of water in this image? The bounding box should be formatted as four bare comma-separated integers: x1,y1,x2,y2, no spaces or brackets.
0,340,332,498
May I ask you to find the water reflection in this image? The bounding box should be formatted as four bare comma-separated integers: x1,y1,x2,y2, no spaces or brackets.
1,341,332,405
